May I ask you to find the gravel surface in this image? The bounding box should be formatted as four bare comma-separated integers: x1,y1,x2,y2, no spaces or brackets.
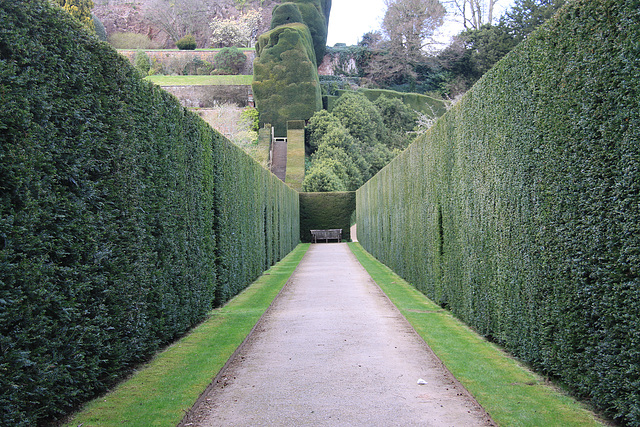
181,243,494,427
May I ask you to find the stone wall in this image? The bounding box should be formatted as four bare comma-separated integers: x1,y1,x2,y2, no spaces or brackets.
161,85,253,108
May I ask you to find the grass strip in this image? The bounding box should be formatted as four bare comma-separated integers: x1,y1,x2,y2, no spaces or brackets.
145,75,253,86
65,244,309,427
348,242,604,427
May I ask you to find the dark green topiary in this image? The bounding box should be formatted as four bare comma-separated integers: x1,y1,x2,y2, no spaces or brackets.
176,34,197,50
292,1,327,65
253,23,322,137
271,2,304,28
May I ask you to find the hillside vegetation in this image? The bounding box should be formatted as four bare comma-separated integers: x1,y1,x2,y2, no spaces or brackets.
357,0,639,424
0,1,298,424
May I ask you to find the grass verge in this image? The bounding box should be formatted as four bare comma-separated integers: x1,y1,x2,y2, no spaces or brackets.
65,244,309,427
145,75,253,86
348,242,604,427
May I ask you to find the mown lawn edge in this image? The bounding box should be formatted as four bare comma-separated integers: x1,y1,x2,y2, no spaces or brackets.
65,244,309,427
348,242,605,427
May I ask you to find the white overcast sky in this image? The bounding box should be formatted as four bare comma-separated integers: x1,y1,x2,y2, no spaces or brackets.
326,0,516,49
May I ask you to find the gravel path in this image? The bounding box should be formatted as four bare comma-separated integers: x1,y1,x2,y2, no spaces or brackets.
182,243,494,426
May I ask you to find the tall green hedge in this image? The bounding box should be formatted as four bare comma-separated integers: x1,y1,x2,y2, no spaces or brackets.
253,23,322,136
300,192,355,243
0,1,299,425
357,0,639,424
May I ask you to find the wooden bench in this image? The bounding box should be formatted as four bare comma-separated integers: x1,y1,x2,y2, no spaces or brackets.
310,229,342,243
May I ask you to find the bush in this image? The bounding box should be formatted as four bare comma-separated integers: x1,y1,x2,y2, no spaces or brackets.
357,0,640,423
0,2,299,424
241,106,260,132
91,14,107,42
214,47,247,75
134,50,151,75
176,34,197,50
108,32,157,49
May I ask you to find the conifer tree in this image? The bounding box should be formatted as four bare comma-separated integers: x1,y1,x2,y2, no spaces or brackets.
52,0,94,30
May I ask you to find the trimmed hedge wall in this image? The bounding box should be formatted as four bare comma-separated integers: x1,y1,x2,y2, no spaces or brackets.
357,0,639,424
300,192,355,243
0,1,299,425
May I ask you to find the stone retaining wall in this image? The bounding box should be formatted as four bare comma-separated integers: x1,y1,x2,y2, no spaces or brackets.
161,85,253,108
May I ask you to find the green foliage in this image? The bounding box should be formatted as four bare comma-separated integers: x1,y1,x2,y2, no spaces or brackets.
501,0,566,43
271,2,304,29
176,34,197,50
0,2,299,425
253,23,322,136
91,14,107,41
52,0,94,30
374,95,417,150
134,50,151,75
241,106,260,132
108,32,157,49
357,0,640,424
331,91,390,149
299,192,355,243
269,0,330,65
214,47,247,74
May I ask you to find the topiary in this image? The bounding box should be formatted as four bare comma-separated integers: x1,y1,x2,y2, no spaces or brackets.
213,47,246,74
176,34,197,50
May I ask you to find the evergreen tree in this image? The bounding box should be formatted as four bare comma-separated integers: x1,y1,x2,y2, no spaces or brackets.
52,0,94,30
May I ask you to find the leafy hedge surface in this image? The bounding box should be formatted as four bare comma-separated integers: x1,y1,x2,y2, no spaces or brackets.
252,23,322,136
357,0,639,424
0,1,299,425
300,192,355,243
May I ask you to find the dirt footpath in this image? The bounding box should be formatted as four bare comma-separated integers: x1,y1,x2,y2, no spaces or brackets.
182,243,494,427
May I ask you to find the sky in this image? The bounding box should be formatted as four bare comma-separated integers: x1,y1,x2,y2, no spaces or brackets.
326,0,516,50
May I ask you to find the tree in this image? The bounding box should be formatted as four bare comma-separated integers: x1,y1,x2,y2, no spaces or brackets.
210,9,263,48
446,0,500,30
501,0,566,42
436,23,517,95
364,0,445,86
383,0,446,56
214,47,247,74
144,0,212,46
374,96,417,150
331,92,390,149
51,0,94,30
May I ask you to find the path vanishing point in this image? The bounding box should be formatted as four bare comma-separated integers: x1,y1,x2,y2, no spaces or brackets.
181,243,495,426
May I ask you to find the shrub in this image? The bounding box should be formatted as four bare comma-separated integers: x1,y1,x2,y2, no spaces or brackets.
240,106,260,132
91,13,107,41
134,50,151,75
108,32,157,49
214,47,247,75
176,34,197,50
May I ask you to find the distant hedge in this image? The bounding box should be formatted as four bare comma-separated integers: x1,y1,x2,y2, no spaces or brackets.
0,1,299,425
357,0,639,424
300,192,355,243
